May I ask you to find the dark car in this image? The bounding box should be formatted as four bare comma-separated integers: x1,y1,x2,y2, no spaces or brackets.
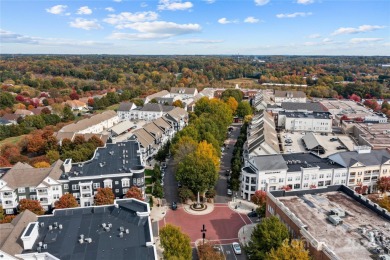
337,146,347,150
330,137,338,142
247,211,258,218
225,169,231,176
171,202,177,210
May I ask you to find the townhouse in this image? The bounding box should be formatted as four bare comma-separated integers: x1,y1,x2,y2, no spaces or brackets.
117,102,137,121
0,160,64,214
277,111,333,133
144,90,170,104
118,103,175,122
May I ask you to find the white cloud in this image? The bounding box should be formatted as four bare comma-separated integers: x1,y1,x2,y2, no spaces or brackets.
104,11,158,27
254,0,270,6
69,18,103,30
0,29,39,44
332,25,386,35
276,12,312,18
307,33,321,38
218,18,239,24
349,38,383,44
105,7,115,12
141,2,148,7
158,0,193,11
159,38,223,44
109,21,201,40
203,0,216,3
296,0,314,4
76,6,92,15
46,5,68,15
244,17,260,23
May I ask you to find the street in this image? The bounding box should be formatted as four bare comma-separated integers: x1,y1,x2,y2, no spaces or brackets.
162,157,179,205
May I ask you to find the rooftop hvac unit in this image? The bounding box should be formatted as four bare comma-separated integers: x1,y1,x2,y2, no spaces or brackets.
125,229,129,234
79,239,84,244
59,224,63,230
119,232,123,238
38,242,43,247
43,244,47,250
120,226,124,232
37,247,42,253
48,225,52,230
80,234,84,239
102,223,106,228
40,222,44,227
105,227,110,232
328,215,343,226
108,223,112,228
85,238,92,243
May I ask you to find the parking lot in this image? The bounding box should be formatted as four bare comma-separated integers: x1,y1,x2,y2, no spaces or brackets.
280,131,356,157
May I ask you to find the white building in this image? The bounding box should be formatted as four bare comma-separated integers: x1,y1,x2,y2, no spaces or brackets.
170,87,198,100
144,90,171,104
274,90,306,105
123,103,175,122
277,111,333,133
0,160,64,213
117,102,137,121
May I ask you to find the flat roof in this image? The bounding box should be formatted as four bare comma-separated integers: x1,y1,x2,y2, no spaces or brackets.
354,122,390,147
23,199,155,260
66,141,142,177
279,191,390,260
282,153,343,172
279,111,332,119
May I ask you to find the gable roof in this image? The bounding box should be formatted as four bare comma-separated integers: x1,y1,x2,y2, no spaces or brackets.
280,102,325,112
252,155,288,172
170,87,197,95
2,113,21,121
146,90,170,101
143,122,163,139
14,109,34,116
140,103,174,112
117,102,135,112
59,110,117,133
133,128,155,148
274,90,306,98
152,117,172,131
302,133,323,150
1,160,63,189
165,107,188,122
328,149,390,167
0,210,38,257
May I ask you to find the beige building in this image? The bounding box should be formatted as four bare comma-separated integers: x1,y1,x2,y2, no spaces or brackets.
274,90,306,105
343,122,390,149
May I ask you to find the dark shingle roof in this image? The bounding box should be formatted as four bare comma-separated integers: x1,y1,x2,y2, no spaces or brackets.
280,102,326,112
118,102,135,112
328,149,390,167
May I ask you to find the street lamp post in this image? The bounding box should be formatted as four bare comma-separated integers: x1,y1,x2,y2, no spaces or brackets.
201,224,207,245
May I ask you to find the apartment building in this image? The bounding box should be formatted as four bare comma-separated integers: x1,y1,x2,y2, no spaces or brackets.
144,90,170,104
170,87,198,100
277,111,333,133
274,90,306,105
119,103,175,122
0,160,64,214
343,122,390,149
117,102,137,121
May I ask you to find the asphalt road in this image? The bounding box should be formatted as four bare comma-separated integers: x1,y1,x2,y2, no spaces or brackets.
214,124,242,203
162,157,179,205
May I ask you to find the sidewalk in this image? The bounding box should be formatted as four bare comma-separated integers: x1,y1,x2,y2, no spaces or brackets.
238,223,257,246
228,198,257,214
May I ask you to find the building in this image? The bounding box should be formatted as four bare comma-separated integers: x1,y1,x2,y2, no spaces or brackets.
0,160,64,213
319,99,388,125
0,210,38,259
122,103,175,122
277,111,332,133
15,199,157,260
328,147,390,193
58,110,119,135
241,153,346,200
266,185,390,260
1,114,20,125
163,107,188,132
55,132,110,146
65,100,88,111
243,111,280,160
274,90,306,105
343,122,390,149
14,109,34,117
170,87,198,100
272,102,326,113
60,140,146,207
144,90,170,104
301,133,326,154
117,102,137,121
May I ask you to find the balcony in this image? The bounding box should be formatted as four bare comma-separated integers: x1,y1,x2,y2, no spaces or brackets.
2,194,13,199
40,199,49,204
37,190,48,195
80,187,92,192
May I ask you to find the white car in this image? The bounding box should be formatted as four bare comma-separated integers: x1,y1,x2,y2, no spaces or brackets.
232,242,242,255
227,189,232,196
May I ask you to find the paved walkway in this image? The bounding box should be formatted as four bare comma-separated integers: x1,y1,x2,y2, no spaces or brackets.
228,198,257,214
182,203,215,215
238,223,257,246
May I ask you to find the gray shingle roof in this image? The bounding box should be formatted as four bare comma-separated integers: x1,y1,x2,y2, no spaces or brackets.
280,102,326,112
328,149,390,167
302,133,323,150
118,102,135,112
252,155,288,171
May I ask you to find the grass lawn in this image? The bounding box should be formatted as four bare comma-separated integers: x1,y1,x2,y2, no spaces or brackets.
145,178,153,185
0,135,26,147
95,103,120,113
145,186,152,194
145,169,154,177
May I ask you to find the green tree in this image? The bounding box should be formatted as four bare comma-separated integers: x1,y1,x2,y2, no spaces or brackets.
160,224,192,260
236,101,253,118
62,106,75,122
152,181,164,198
221,89,243,103
246,216,290,259
265,239,310,260
0,92,15,109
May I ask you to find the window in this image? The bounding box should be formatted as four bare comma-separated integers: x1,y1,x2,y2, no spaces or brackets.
52,186,59,191
288,177,293,182
115,189,119,193
325,180,331,186
29,187,36,192
63,184,69,190
341,179,346,184
326,173,332,178
84,202,91,207
342,172,347,177
311,175,317,180
279,178,284,183
303,183,308,188
123,188,129,194
93,183,100,189
115,181,119,185
318,181,324,187
304,175,309,180
72,184,79,190
19,195,26,200
261,179,266,184
30,195,37,200
53,194,60,199
294,184,300,189
319,174,324,179
295,176,301,181
18,187,25,193
335,173,340,177
121,179,130,188
73,193,80,198
104,180,112,188
5,209,13,214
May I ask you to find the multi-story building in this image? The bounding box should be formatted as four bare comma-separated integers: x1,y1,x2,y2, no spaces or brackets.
144,90,170,104
163,107,188,132
274,90,306,105
342,122,390,149
243,111,280,160
60,140,146,207
58,110,119,134
117,102,137,121
277,111,333,133
120,103,175,122
0,160,64,214
170,87,198,100
241,153,346,200
15,199,156,260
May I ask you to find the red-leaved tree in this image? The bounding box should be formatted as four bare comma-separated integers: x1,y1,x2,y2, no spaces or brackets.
125,186,143,201
19,199,45,215
377,177,390,193
55,193,79,209
251,190,267,206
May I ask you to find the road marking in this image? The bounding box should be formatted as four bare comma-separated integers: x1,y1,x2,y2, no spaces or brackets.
238,213,248,225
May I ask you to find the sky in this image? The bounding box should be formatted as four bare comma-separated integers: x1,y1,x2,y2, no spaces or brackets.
1,0,389,55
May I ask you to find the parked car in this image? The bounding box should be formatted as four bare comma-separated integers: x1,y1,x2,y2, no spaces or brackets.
330,137,338,142
227,189,233,196
321,132,328,136
177,182,182,188
232,242,242,255
337,146,347,150
171,202,177,210
247,211,258,218
225,169,230,176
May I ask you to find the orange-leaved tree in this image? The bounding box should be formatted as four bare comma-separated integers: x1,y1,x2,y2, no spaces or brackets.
251,190,267,206
19,199,45,215
94,187,115,205
125,186,143,201
55,193,79,209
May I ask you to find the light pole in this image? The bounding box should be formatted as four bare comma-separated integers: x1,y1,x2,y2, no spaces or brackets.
201,224,207,245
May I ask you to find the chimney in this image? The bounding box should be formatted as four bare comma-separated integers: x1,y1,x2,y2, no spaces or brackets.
63,159,72,173
21,222,39,250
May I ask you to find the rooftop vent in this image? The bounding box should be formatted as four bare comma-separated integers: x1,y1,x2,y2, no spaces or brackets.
85,238,92,243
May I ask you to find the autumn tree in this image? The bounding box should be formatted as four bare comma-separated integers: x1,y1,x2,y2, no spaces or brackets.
55,193,79,209
172,100,184,108
221,89,243,103
94,188,115,205
25,133,46,154
226,96,239,114
265,239,310,260
349,93,361,102
246,216,290,259
125,186,143,201
160,224,192,260
46,150,60,164
0,156,12,167
33,161,50,168
251,190,267,206
198,242,224,260
377,177,390,193
236,101,253,118
378,195,390,211
19,199,45,215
